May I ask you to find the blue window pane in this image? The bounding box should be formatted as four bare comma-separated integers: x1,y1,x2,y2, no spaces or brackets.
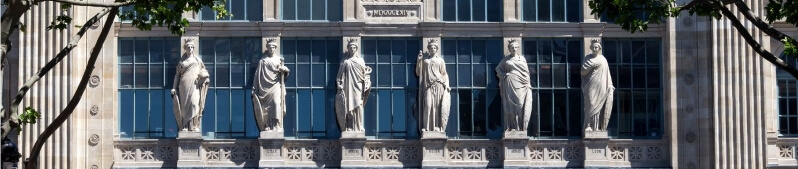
539,65,552,88
284,90,297,137
443,40,457,63
312,40,326,63
523,0,537,21
647,66,660,88
202,90,216,137
328,64,339,87
120,65,133,88
473,64,486,87
120,40,134,63
472,90,486,136
247,0,263,21
486,89,502,137
392,40,407,63
569,65,581,88
312,64,326,87
135,65,148,88
457,0,471,21
604,40,618,64
446,91,459,137
538,90,552,135
646,40,661,64
486,64,498,88
231,38,245,63
246,89,259,137
552,0,565,21
201,39,215,62
328,0,342,21
458,90,472,134
296,64,310,87
538,0,550,22
473,0,486,21
231,90,246,133
632,41,646,63
552,64,567,87
297,90,311,137
285,64,296,87
378,64,391,87
566,0,580,22
284,0,296,20
393,90,407,134
568,90,581,137
487,0,502,22
487,39,503,63
150,91,164,138
622,41,632,64
231,64,245,87
297,0,311,20
327,40,341,63
283,40,296,63
443,0,456,21
312,90,326,133
216,39,231,63
296,40,311,63
377,40,392,63
231,0,245,20
326,89,340,138
472,40,485,63
217,90,231,134
632,66,646,88
217,64,230,87
363,39,376,63
134,90,149,138
150,40,164,63
407,40,421,63
618,65,631,88
457,40,471,63
201,6,215,20
447,64,457,87
378,90,392,137
135,40,149,63
365,90,378,137
409,64,419,88
567,40,581,63
539,40,552,63
312,0,325,20
119,90,134,138
553,40,567,63
164,90,177,138
393,65,406,86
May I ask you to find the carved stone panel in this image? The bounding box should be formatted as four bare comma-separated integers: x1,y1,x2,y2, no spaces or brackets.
361,1,422,23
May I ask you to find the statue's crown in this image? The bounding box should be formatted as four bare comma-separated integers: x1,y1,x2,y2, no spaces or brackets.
266,38,277,44
347,38,358,45
427,39,437,44
184,38,195,44
591,39,601,44
508,39,518,44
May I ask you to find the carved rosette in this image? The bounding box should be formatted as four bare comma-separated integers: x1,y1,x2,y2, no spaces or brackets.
89,75,101,87
88,134,100,146
90,105,99,116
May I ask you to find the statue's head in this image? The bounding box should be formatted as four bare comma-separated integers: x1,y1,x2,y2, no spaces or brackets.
184,39,196,54
347,38,359,55
266,39,278,56
427,39,439,55
590,39,602,54
508,39,520,55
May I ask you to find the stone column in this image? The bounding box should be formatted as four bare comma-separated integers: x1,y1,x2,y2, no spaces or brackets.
423,0,439,22
264,0,279,21
503,0,520,22
344,0,359,21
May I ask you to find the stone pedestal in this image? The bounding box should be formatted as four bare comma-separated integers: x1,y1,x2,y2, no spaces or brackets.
421,131,447,167
503,131,530,167
340,131,367,168
259,131,285,167
177,131,203,167
583,131,609,169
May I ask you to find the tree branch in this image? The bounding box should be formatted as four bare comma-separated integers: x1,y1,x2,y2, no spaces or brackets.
24,7,118,169
731,0,798,51
0,8,112,138
713,0,798,79
45,0,133,7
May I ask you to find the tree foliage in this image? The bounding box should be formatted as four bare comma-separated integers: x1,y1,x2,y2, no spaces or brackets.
590,0,798,79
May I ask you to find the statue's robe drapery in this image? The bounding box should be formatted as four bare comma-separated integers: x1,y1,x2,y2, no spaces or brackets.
496,54,533,131
581,54,615,131
335,54,371,131
173,54,210,131
252,57,287,132
416,53,451,132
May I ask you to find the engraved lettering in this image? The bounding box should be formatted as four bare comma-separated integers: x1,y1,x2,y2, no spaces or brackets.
266,149,280,154
592,149,603,153
347,149,361,156
428,149,441,154
369,10,409,17
511,149,523,154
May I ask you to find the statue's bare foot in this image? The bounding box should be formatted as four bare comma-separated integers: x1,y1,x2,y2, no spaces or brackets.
182,128,188,131
192,127,200,131
422,129,427,132
585,127,593,132
434,127,441,132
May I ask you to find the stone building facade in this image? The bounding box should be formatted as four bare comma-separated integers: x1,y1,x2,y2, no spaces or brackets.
4,0,798,168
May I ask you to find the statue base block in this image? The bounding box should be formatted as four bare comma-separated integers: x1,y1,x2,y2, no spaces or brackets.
503,131,530,166
259,132,285,167
340,131,367,167
176,132,203,167
421,131,447,167
583,131,609,168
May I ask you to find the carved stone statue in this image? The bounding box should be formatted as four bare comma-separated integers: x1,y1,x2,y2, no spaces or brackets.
335,39,372,132
171,39,210,132
582,39,615,132
416,39,451,132
252,39,290,132
496,40,533,131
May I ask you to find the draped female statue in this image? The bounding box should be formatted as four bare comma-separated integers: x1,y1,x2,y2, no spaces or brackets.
335,39,372,132
252,39,290,132
416,39,451,132
582,39,615,132
171,39,210,132
496,40,533,131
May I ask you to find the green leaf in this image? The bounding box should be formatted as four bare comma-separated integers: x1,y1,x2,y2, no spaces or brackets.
19,107,41,124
